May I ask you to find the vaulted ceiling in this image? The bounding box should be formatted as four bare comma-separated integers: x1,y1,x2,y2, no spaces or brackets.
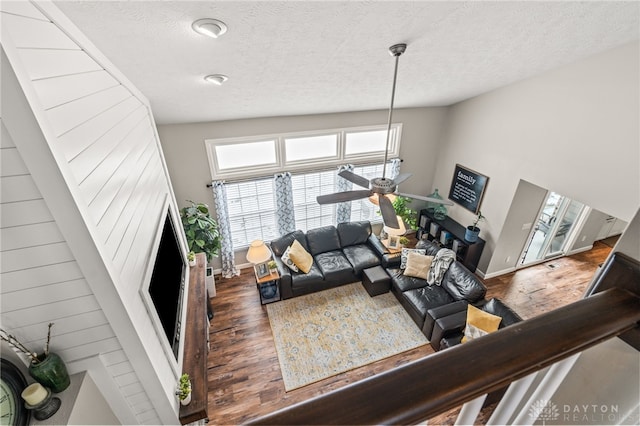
54,1,639,125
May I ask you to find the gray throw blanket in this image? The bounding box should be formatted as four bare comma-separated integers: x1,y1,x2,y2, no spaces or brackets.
427,248,456,286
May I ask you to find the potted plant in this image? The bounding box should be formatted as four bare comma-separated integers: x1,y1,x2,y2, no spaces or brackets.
180,201,221,263
392,196,417,231
398,236,410,247
187,251,196,267
267,260,277,274
465,211,485,243
176,373,192,405
0,323,70,393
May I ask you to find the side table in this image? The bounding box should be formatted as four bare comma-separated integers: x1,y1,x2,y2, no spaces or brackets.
255,269,281,304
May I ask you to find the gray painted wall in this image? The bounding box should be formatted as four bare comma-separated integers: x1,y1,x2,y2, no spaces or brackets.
158,107,449,268
432,41,639,275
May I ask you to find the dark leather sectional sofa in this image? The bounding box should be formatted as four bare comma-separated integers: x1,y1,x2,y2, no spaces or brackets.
270,221,383,300
270,222,521,350
388,239,487,333
388,239,522,350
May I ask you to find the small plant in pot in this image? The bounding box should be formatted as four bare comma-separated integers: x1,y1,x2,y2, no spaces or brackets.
465,211,485,243
176,373,192,405
267,260,277,273
0,323,70,393
180,201,221,263
187,251,196,267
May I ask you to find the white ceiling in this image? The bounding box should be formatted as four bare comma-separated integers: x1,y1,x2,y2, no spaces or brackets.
53,1,639,125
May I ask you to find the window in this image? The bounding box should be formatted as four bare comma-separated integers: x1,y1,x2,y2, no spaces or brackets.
205,124,402,180
349,163,387,223
284,134,338,162
291,170,338,231
207,124,402,248
225,178,278,247
214,139,277,172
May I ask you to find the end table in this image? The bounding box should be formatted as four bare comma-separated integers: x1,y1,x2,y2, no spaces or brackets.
255,269,281,304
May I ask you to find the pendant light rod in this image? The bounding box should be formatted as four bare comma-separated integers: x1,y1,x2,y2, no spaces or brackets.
382,43,407,180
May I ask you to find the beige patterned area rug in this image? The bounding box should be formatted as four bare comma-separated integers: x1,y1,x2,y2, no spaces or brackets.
266,282,428,391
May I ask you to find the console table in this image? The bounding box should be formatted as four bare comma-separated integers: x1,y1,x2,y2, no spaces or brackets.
417,210,485,272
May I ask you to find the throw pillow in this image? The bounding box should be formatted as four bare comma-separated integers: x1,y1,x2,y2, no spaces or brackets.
461,304,502,343
288,239,313,274
403,252,434,280
281,246,299,272
400,248,426,269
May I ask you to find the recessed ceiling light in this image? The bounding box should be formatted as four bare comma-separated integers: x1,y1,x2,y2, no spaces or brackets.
192,18,227,38
204,74,228,85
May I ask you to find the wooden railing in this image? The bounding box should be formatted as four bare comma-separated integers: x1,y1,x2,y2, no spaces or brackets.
249,255,640,425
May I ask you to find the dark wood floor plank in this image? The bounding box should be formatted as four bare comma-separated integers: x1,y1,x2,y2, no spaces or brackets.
206,242,611,425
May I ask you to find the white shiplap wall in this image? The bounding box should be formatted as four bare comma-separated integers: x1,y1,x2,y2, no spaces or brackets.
1,1,184,424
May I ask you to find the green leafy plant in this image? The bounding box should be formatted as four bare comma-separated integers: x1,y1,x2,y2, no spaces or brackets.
392,196,417,230
470,211,486,231
180,201,221,262
399,236,410,246
187,251,195,262
176,373,191,400
267,260,277,270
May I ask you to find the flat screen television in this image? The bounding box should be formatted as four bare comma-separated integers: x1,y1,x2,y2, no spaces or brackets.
148,211,186,359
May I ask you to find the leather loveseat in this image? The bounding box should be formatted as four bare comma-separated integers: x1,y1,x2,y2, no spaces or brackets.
270,221,383,300
428,298,523,351
388,239,488,335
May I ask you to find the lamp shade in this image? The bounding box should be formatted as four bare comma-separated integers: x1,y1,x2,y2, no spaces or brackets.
383,216,406,236
246,240,271,264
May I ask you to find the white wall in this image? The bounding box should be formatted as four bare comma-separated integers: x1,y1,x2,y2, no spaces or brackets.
431,41,639,274
1,1,185,423
158,107,449,267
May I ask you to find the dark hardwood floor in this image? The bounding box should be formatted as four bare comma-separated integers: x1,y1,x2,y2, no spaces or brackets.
206,242,612,425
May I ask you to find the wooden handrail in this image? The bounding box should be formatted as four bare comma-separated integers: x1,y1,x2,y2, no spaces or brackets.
249,287,640,425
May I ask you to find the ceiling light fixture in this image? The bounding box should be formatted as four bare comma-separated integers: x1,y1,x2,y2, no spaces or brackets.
204,74,228,85
192,18,227,38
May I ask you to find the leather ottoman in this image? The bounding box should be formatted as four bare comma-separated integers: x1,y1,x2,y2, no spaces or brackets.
362,265,391,297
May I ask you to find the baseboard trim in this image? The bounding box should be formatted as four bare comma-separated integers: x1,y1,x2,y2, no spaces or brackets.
566,245,594,256
482,267,517,280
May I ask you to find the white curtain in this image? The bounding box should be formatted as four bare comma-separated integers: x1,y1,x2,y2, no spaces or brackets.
210,181,240,278
336,164,355,223
274,172,296,236
389,158,401,179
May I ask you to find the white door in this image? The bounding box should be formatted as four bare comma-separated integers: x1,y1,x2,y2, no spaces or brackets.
520,192,585,266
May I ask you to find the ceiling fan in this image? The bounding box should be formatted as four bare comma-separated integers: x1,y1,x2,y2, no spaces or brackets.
316,43,453,229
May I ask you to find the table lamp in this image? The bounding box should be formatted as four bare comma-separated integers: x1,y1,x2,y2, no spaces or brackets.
246,240,271,276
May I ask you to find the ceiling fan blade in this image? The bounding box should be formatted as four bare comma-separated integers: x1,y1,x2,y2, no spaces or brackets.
393,173,412,186
316,190,372,204
338,170,370,189
378,194,400,229
397,192,454,206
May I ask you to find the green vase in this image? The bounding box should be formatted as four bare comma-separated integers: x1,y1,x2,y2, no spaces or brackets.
425,189,443,213
28,353,70,393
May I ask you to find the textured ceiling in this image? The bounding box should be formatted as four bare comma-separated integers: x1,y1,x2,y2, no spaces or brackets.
53,1,639,125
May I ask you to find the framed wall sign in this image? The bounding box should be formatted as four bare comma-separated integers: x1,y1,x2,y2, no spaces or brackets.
448,164,489,214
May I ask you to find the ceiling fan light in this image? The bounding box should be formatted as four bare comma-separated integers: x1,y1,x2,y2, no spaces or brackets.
368,193,396,206
383,216,406,235
205,74,228,85
192,19,227,38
